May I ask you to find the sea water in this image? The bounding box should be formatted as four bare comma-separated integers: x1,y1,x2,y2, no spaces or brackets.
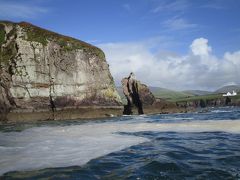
0,107,240,179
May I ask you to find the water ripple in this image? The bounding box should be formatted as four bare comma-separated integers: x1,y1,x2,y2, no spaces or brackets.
1,107,240,179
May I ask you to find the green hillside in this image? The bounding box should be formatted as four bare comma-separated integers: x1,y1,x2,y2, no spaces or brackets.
175,93,222,102
117,86,193,102
149,87,193,101
182,90,212,96
117,85,240,103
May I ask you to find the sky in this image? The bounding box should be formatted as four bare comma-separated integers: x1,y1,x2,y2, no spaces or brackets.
0,0,240,91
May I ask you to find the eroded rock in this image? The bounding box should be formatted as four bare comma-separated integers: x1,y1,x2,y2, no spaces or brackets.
0,21,122,121
122,73,155,115
121,73,187,115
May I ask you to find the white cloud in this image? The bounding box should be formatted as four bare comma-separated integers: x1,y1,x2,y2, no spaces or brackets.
190,38,212,56
152,0,189,13
99,38,240,91
0,0,48,19
201,0,225,10
163,17,197,30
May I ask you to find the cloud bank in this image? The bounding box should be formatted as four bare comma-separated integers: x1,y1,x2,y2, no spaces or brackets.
99,38,240,91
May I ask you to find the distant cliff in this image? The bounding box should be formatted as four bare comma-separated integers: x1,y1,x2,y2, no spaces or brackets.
176,96,240,109
0,21,122,122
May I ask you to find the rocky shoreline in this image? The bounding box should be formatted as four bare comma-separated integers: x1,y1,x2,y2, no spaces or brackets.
2,105,190,124
3,106,123,123
176,96,240,109
0,21,191,123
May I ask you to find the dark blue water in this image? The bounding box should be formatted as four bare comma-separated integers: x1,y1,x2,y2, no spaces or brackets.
1,107,240,179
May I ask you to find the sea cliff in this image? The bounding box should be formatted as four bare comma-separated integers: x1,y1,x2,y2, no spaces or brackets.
0,21,122,122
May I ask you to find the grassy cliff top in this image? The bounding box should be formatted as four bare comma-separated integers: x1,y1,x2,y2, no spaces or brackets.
0,21,105,59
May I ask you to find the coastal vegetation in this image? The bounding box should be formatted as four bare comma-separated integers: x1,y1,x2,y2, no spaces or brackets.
147,86,240,103
177,93,238,101
0,24,5,45
149,87,193,101
118,85,240,109
18,22,105,59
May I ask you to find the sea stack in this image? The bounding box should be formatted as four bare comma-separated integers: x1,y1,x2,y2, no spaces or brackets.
121,73,187,115
0,21,122,122
122,72,155,115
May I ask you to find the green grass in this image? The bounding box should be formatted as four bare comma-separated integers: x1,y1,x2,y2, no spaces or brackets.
149,87,193,101
0,42,17,65
18,22,105,59
0,24,18,65
153,90,192,100
0,24,5,45
175,94,221,102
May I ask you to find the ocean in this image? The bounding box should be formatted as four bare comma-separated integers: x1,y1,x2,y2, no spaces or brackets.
0,107,240,179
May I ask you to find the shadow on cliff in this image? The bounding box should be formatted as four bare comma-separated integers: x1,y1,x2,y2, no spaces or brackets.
122,73,144,115
123,87,143,115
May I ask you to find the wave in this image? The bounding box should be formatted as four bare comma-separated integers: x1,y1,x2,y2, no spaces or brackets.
0,119,240,175
211,110,232,113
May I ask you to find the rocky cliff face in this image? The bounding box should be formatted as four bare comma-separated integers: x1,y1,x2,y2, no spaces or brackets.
121,73,185,115
0,21,122,121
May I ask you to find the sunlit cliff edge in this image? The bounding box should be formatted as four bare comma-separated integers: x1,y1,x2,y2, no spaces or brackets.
0,21,122,122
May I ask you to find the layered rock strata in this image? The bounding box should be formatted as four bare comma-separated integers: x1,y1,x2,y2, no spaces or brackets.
0,21,122,122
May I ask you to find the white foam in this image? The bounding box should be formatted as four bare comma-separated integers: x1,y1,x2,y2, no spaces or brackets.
211,110,231,113
0,119,240,175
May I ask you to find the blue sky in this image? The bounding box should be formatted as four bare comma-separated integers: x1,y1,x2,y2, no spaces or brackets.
0,0,240,90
